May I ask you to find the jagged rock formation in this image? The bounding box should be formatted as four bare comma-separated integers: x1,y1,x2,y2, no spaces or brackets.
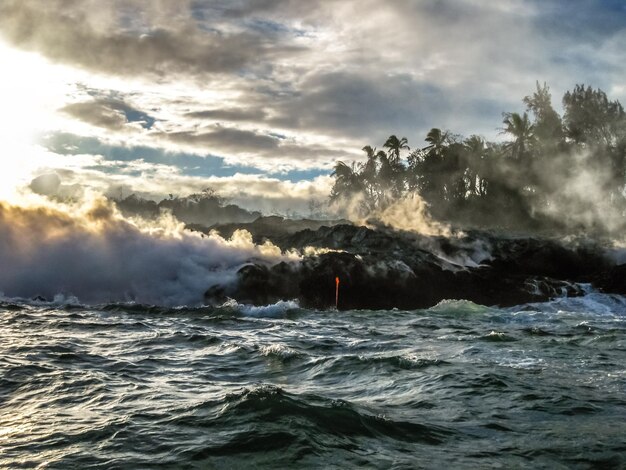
205,222,624,310
193,215,351,243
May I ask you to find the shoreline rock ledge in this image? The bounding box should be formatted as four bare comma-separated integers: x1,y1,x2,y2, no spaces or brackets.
202,222,625,310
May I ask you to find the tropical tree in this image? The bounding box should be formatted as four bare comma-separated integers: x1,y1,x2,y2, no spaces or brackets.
328,82,626,233
383,135,410,165
562,84,626,146
330,161,364,202
423,128,449,158
501,112,535,160
361,145,379,178
440,142,470,203
376,150,405,206
404,129,450,208
360,145,383,210
463,135,487,196
523,81,564,145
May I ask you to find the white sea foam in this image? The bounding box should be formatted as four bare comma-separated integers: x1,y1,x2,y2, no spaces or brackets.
259,343,301,359
498,357,546,370
0,291,82,306
515,291,626,317
428,299,493,315
220,299,300,318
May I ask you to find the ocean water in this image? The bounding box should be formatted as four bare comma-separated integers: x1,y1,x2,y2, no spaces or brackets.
1,293,625,469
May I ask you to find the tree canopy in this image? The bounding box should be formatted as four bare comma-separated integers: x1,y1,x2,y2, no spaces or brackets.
330,83,626,234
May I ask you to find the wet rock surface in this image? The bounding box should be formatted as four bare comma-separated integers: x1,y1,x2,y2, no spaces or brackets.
204,221,624,309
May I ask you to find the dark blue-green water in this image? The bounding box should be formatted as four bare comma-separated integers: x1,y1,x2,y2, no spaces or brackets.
1,293,625,469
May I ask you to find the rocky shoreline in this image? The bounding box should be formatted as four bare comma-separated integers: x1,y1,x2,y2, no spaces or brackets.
200,219,625,310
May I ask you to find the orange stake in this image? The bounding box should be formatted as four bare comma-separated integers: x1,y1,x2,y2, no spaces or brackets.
335,276,340,309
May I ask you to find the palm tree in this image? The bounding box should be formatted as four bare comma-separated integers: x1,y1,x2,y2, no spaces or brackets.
464,135,485,155
361,146,378,182
330,161,364,202
423,128,449,158
523,81,564,144
408,128,449,202
501,112,535,159
383,135,410,165
382,145,408,203
360,146,381,210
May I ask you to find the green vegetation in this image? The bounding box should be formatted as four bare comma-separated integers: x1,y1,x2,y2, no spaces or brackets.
330,83,626,233
114,188,260,226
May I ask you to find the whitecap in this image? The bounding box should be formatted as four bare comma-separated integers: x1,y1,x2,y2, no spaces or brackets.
220,299,300,318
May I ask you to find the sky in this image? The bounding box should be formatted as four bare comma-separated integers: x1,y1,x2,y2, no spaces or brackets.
1,0,626,214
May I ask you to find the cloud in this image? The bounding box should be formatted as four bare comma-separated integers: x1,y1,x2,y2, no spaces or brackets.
160,126,355,166
163,127,280,152
2,0,626,199
185,107,268,122
0,0,305,78
268,71,450,141
61,98,155,131
200,174,335,215
27,152,335,216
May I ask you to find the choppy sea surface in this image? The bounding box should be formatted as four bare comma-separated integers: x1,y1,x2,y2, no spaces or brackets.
1,292,625,469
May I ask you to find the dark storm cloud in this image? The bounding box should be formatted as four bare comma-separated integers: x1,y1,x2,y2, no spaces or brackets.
185,108,268,122
62,101,128,131
530,0,626,44
268,71,450,141
164,127,280,152
0,0,304,78
206,0,328,19
162,126,353,161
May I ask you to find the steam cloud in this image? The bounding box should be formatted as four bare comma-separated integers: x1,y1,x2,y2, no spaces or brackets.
330,192,451,237
0,197,297,306
371,194,451,237
530,149,626,235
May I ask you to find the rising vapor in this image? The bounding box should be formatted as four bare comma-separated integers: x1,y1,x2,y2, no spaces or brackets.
0,196,297,305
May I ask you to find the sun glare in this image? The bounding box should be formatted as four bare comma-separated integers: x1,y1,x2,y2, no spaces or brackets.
0,41,72,199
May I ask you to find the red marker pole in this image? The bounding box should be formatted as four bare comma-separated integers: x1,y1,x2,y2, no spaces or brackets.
335,277,340,310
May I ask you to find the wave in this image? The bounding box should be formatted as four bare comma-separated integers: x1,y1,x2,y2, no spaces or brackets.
184,385,454,451
301,354,451,384
338,354,449,371
0,294,302,320
0,292,83,308
479,331,518,342
3,292,625,468
508,291,626,317
259,344,303,361
220,299,301,318
427,299,495,316
5,289,626,324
